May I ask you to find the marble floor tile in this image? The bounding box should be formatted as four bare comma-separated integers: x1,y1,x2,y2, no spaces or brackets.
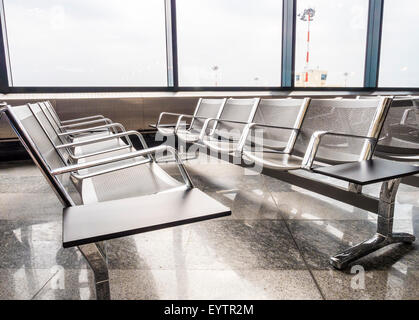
287,219,419,299
109,269,322,300
0,268,56,300
0,193,62,220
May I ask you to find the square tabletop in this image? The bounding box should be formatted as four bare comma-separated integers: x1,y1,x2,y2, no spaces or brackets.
312,159,419,185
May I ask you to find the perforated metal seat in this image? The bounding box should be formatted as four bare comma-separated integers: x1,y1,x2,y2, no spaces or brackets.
80,160,182,204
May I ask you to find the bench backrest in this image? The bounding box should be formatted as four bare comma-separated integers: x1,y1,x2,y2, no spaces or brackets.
4,104,82,206
214,98,259,140
378,98,419,152
250,98,310,151
190,98,226,133
292,98,392,163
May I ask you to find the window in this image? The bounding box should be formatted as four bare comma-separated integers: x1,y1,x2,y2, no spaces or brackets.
3,0,167,86
379,0,419,87
176,0,282,87
294,0,368,87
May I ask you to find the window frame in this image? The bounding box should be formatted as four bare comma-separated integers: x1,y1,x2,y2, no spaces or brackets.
1,0,419,93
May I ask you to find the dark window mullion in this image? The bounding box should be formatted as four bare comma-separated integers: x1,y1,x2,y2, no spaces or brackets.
164,0,178,90
0,0,11,93
281,0,296,88
364,0,384,88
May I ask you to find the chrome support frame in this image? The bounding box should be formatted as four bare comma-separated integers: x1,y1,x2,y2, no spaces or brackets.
360,96,393,160
78,243,110,300
330,178,415,269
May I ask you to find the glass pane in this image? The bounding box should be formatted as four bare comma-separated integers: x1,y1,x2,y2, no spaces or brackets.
3,0,167,86
177,0,282,87
379,0,419,87
295,0,368,87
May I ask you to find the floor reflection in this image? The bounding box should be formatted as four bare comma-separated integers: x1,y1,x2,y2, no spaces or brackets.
0,159,418,299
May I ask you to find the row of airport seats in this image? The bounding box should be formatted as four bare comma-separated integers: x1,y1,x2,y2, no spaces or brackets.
156,96,419,170
155,95,419,271
0,96,417,299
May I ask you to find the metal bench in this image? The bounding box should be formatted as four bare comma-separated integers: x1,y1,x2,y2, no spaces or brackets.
170,96,418,268
1,103,231,300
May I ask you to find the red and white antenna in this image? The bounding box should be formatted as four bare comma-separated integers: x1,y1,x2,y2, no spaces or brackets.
298,8,316,83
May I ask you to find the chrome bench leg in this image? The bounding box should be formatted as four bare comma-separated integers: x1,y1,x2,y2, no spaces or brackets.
78,243,111,300
330,178,415,270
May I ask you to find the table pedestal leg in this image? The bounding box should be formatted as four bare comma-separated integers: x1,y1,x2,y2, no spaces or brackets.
330,179,415,270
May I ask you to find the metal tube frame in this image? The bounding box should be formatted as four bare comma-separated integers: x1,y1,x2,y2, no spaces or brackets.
78,243,110,300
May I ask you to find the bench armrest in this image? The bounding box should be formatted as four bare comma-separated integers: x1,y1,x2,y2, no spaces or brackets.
57,130,144,149
301,131,376,170
400,108,416,125
58,123,126,137
236,123,298,153
51,145,193,188
60,118,112,130
157,112,192,128
60,115,108,125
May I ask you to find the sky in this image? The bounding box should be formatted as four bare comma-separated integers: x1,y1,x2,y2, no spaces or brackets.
2,0,419,87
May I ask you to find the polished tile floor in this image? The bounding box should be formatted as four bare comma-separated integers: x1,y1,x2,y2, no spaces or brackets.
0,154,418,300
